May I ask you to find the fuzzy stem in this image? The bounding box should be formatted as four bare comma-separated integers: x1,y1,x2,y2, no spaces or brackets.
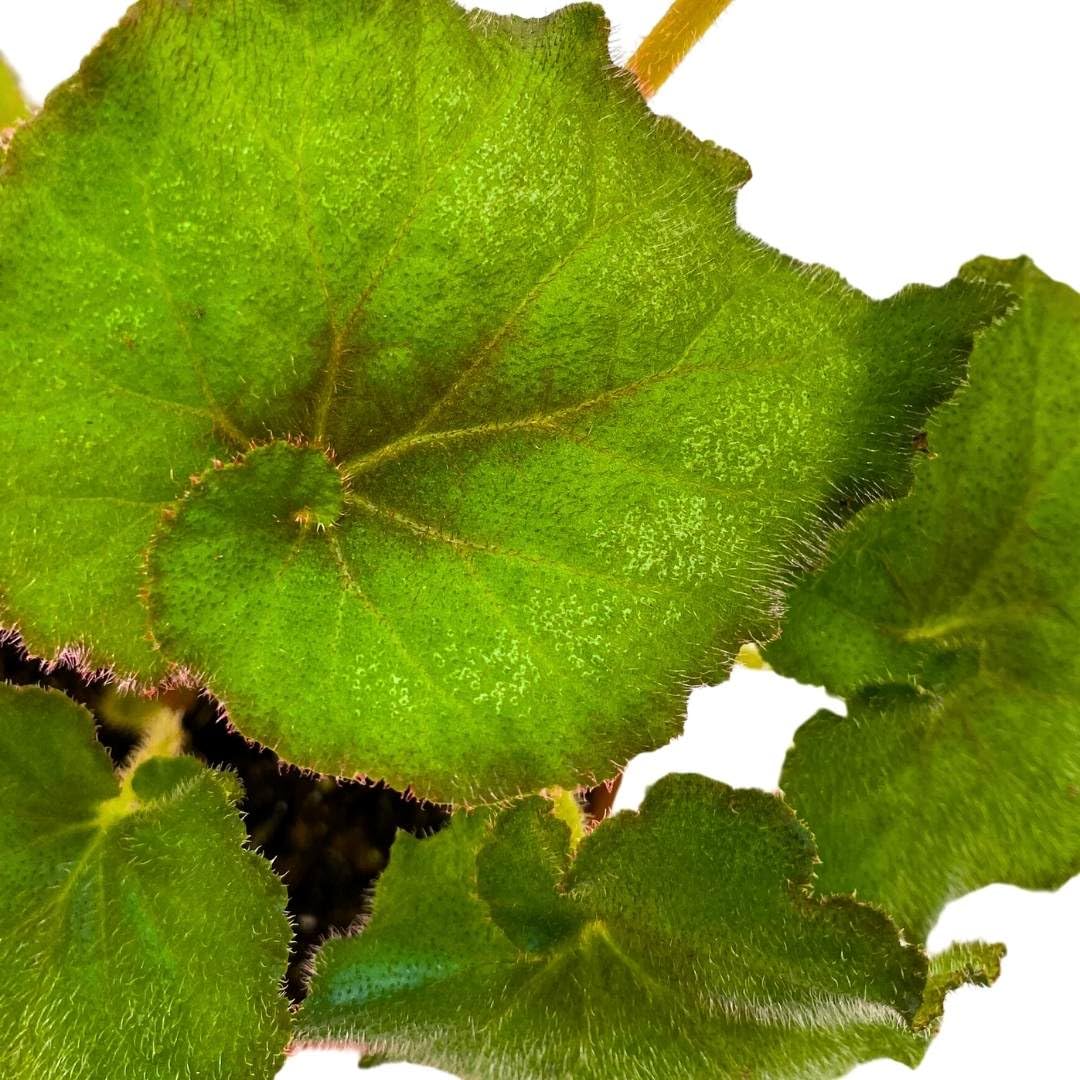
626,0,737,98
547,786,588,851
117,691,192,786
96,698,189,826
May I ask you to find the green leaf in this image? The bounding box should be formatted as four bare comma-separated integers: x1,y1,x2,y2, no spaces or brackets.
0,52,29,128
0,0,1005,800
767,257,1080,938
914,940,1005,1033
298,773,989,1079
0,682,291,1079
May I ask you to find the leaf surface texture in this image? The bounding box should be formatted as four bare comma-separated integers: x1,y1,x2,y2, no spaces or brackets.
299,773,989,1079
0,683,291,1079
768,258,1080,937
0,0,1004,799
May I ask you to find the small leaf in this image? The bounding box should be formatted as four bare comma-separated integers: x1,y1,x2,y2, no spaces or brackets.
298,774,980,1079
0,0,1005,800
0,683,291,1079
0,52,29,128
476,794,585,951
914,941,1006,1033
767,258,1080,938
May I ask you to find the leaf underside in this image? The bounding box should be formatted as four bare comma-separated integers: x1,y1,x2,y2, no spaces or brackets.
0,683,291,1080
0,0,1005,801
298,773,998,1079
767,257,1080,938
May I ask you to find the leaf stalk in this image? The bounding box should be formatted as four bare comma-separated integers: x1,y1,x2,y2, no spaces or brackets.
626,0,737,98
116,689,193,788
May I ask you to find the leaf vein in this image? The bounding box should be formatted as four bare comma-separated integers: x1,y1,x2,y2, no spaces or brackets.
345,493,685,603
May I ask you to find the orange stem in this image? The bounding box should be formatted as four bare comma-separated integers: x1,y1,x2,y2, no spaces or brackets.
626,0,738,98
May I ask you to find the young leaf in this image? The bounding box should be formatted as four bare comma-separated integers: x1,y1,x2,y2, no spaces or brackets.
0,0,1005,801
767,258,1080,938
0,52,28,128
0,683,291,1079
297,773,988,1079
914,940,1005,1033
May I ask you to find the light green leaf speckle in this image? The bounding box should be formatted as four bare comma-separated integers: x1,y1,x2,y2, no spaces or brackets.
0,0,1005,799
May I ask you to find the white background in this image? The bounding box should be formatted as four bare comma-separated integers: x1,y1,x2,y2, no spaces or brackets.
3,1,1078,1077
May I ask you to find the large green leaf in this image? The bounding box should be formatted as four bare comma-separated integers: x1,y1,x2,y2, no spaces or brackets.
298,773,995,1078
767,257,1080,938
0,0,1004,801
0,52,28,128
0,683,291,1079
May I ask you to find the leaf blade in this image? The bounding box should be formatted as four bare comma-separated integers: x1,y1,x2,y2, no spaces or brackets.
298,774,987,1079
768,257,1080,937
1,0,1006,798
0,52,28,128
0,683,292,1079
